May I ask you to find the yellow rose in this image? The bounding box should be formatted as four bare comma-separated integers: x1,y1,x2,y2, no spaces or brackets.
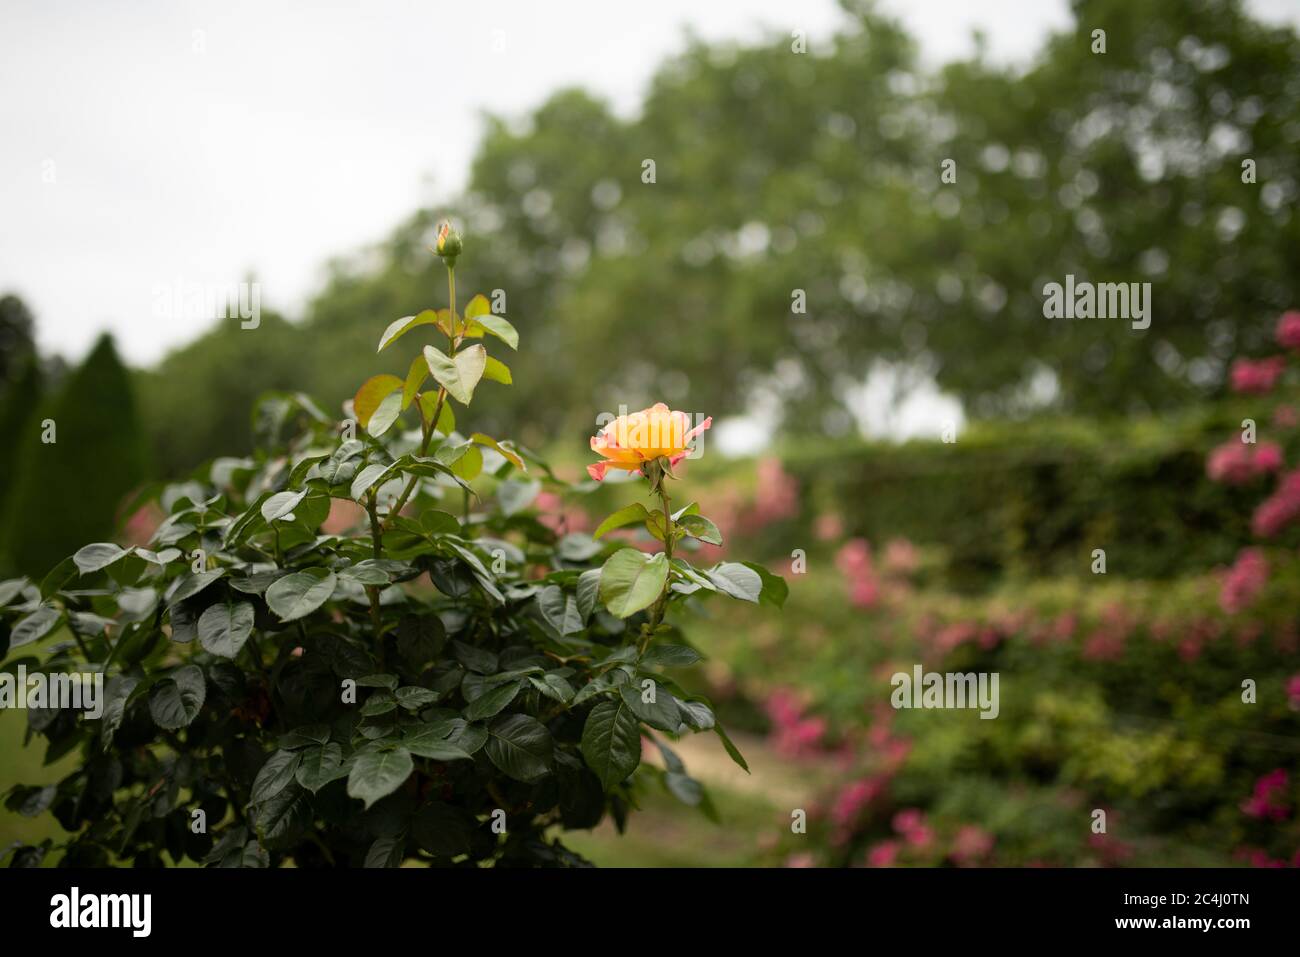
587,403,712,481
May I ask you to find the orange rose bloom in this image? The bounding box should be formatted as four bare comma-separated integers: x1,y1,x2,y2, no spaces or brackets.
587,403,712,481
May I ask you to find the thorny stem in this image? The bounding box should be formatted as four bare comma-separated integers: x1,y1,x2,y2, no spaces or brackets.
384,262,456,530
365,493,385,665
641,479,675,655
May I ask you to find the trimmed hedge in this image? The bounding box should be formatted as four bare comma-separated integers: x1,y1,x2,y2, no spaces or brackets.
688,402,1278,590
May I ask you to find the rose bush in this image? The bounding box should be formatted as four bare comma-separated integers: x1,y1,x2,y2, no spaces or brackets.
0,226,783,867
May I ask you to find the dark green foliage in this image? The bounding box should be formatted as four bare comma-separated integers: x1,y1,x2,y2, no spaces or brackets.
1,334,146,579
0,353,44,508
0,294,36,388
0,251,776,867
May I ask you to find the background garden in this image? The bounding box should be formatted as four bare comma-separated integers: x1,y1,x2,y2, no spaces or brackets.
3,0,1300,866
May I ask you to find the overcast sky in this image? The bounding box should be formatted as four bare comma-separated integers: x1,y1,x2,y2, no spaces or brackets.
2,0,1296,370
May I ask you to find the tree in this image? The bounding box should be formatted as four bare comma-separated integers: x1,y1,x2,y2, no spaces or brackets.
132,0,1300,473
0,293,36,390
1,334,146,578
0,353,45,509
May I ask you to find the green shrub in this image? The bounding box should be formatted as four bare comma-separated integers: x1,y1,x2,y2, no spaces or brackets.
0,231,781,867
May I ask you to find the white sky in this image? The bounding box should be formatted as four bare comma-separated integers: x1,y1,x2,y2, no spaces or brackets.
1,0,1296,371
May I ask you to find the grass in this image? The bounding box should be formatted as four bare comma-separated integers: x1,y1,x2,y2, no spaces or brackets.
560,782,779,867
0,708,77,857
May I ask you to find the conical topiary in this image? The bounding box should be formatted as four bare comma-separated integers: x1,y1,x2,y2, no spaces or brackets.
1,333,146,579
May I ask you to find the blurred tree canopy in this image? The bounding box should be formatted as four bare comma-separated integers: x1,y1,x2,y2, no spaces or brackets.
136,0,1300,476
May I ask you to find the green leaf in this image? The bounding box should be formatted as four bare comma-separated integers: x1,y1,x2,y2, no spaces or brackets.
353,374,403,428
742,561,789,608
395,686,439,710
620,681,683,732
350,462,392,501
39,557,77,599
279,724,330,748
450,640,498,674
484,713,554,782
403,725,472,761
640,644,704,667
581,698,642,790
265,568,337,622
73,543,131,575
469,432,525,470
251,783,309,843
402,355,428,411
677,698,716,731
575,568,602,621
197,600,255,658
446,720,488,754
99,676,140,749
536,585,582,636
9,605,61,649
599,549,669,618
360,690,397,716
463,680,522,721
463,293,491,320
148,664,206,730
468,313,518,350
593,503,652,540
482,356,512,384
705,562,762,603
367,390,404,437
365,835,406,868
377,309,439,352
396,613,446,670
677,514,723,546
260,489,307,523
714,721,750,773
424,343,486,405
436,441,482,481
529,673,575,703
251,749,302,803
557,533,602,561
418,393,455,434
169,569,224,605
0,577,30,607
295,743,345,793
671,502,701,520
346,747,414,809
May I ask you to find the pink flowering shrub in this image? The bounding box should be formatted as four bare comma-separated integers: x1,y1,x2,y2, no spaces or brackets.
1230,356,1286,394
1206,439,1283,484
1219,548,1270,614
1241,769,1290,822
763,688,828,759
1277,310,1300,350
